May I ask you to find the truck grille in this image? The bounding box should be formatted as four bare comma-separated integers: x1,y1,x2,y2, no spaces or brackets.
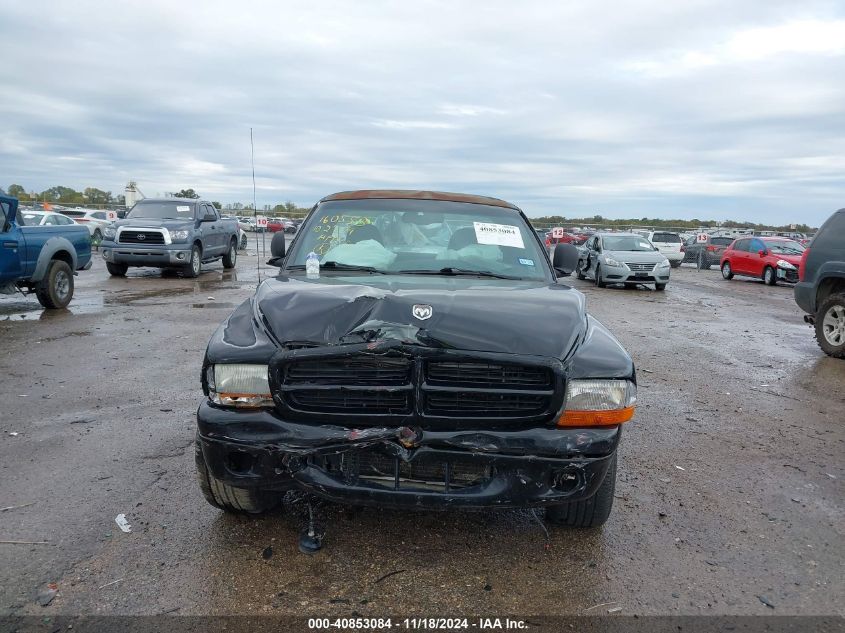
316,449,491,491
426,360,551,389
287,389,411,414
119,230,165,244
424,392,549,416
626,262,655,272
285,356,411,385
275,350,558,421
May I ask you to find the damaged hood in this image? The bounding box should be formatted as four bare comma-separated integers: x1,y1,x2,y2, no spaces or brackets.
251,274,587,359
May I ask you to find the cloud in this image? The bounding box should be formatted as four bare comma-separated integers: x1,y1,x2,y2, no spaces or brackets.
0,1,843,225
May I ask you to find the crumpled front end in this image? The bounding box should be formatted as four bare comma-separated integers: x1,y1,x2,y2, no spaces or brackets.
198,278,633,509
196,403,620,509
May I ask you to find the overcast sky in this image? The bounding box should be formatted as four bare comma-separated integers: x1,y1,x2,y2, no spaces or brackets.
1,1,843,224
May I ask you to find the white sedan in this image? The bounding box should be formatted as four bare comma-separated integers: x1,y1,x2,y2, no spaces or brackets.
21,211,79,227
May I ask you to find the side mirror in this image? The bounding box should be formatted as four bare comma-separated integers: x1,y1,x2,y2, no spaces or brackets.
202,213,216,222
758,249,767,257
553,243,579,276
267,231,286,267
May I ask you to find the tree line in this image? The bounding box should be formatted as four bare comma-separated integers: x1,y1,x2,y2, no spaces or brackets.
4,183,814,230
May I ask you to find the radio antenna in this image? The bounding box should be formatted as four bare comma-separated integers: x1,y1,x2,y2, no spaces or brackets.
251,127,260,283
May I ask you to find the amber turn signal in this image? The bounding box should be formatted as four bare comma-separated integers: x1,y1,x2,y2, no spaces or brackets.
557,406,635,427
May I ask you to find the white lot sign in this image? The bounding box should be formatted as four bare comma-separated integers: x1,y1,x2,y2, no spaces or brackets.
256,216,268,229
552,227,565,239
697,233,708,243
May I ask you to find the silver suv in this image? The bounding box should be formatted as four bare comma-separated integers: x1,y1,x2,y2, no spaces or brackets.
576,232,671,290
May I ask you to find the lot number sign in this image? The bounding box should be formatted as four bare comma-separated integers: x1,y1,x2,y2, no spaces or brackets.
552,227,565,239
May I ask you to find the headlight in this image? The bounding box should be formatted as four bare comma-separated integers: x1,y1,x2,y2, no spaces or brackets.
777,259,796,270
657,259,670,268
604,257,622,267
207,364,273,408
558,379,636,427
103,226,116,240
170,230,190,241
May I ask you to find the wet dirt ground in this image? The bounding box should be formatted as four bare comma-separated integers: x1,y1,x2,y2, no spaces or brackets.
1,239,842,617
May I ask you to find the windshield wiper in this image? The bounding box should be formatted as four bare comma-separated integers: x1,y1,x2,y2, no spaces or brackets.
398,267,521,280
286,262,387,274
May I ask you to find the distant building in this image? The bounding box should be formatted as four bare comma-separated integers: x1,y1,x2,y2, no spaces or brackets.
124,181,145,208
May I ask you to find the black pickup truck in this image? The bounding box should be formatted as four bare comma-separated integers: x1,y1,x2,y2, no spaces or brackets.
195,190,636,528
794,208,845,358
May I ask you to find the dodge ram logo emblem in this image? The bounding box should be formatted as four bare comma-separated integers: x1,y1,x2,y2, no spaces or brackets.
412,304,433,320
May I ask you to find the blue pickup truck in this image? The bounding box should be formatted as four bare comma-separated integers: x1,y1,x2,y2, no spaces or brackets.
100,198,240,277
0,194,92,309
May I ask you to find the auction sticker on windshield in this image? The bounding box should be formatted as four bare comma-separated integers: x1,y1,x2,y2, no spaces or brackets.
473,222,525,248
177,205,191,212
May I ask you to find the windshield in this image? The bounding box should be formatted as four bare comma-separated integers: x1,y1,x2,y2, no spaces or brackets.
765,240,804,255
128,201,195,220
603,235,656,252
286,199,549,280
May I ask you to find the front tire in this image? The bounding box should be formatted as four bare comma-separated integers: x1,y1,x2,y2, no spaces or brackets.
35,259,74,309
763,266,777,286
106,262,128,277
655,283,667,291
195,440,280,514
721,261,734,280
239,234,247,250
222,239,237,269
546,453,617,528
576,260,586,280
595,264,606,288
185,244,202,278
815,293,845,358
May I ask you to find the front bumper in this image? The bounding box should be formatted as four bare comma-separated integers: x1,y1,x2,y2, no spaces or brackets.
100,242,192,267
776,267,799,283
196,401,620,509
603,263,671,284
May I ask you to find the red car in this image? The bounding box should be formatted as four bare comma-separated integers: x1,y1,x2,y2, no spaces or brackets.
720,236,805,286
267,219,284,233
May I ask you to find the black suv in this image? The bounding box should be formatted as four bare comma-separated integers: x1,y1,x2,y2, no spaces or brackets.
195,190,637,528
794,208,845,358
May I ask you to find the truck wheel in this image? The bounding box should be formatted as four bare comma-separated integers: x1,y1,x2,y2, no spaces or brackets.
106,262,128,277
546,453,616,528
194,440,280,514
185,244,202,278
222,239,237,269
815,293,845,358
35,259,74,309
